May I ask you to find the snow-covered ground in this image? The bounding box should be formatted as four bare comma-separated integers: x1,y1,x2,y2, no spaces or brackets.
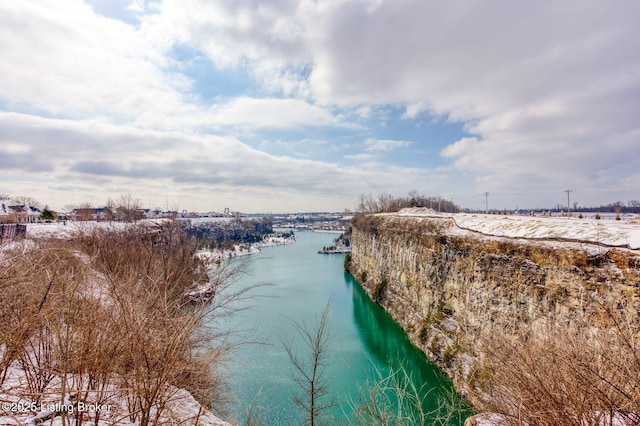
395,208,640,251
24,220,156,239
0,362,230,426
464,411,634,426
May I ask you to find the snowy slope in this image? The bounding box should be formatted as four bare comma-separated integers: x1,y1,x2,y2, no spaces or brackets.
395,208,640,251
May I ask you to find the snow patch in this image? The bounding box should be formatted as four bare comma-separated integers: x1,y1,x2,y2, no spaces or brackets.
0,361,231,426
196,233,297,262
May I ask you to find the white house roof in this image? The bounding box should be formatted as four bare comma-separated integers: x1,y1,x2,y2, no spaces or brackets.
0,197,41,217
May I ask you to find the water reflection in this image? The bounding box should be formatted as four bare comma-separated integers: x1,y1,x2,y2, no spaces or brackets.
349,272,471,424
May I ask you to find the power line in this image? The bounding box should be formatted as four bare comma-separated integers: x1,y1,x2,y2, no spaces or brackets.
484,192,489,214
565,189,573,218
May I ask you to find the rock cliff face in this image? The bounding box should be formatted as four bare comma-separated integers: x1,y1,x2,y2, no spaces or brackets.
348,213,640,400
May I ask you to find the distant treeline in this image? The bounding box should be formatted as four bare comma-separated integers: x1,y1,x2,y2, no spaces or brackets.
183,218,274,249
357,191,461,213
518,200,640,215
357,193,640,215
555,200,640,214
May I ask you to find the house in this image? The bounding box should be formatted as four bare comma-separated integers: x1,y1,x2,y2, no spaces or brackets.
0,198,41,223
0,201,13,222
71,207,114,221
9,205,42,223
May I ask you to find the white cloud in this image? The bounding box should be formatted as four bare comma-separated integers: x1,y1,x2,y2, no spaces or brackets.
2,0,639,209
0,143,30,154
207,97,339,129
440,137,479,161
299,0,640,202
142,0,309,70
365,0,385,16
344,153,376,161
0,1,347,135
401,103,427,120
364,139,413,152
127,0,145,12
0,0,192,126
355,106,372,119
0,112,441,211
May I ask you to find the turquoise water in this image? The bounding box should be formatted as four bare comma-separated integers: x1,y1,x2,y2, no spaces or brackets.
215,231,469,425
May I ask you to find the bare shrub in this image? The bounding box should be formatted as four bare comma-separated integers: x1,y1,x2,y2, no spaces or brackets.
73,221,241,425
472,304,640,425
0,239,78,387
0,247,42,384
0,220,243,425
379,218,447,246
352,213,384,235
357,192,461,213
372,278,388,304
352,215,445,240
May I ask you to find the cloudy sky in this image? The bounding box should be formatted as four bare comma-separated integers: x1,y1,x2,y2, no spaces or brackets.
1,0,638,213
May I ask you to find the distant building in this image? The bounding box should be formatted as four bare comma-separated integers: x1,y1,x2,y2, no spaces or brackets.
71,207,114,221
0,198,41,223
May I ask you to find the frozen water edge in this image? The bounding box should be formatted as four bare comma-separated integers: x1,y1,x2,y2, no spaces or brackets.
195,233,297,262
189,234,297,301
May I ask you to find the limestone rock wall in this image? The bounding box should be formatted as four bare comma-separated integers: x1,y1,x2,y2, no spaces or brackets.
349,215,640,398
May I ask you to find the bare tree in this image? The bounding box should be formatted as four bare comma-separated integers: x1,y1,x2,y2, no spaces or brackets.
11,195,43,209
107,193,145,222
284,301,335,426
357,194,376,213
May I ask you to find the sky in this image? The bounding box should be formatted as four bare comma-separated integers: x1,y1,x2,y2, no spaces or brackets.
0,0,639,213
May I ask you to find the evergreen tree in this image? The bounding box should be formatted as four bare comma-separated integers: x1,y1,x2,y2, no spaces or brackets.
40,206,56,221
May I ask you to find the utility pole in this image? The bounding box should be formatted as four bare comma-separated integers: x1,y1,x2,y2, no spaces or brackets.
564,189,573,218
484,192,489,214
